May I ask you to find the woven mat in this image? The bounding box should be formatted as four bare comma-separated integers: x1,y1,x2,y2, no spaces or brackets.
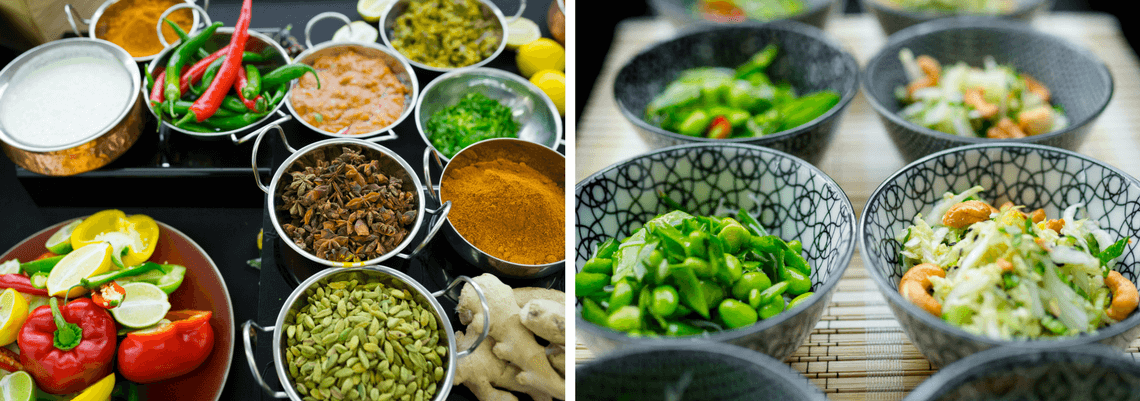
575,13,1140,399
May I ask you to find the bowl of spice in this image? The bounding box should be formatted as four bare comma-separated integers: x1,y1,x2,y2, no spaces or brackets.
416,67,563,163
286,36,419,140
435,138,565,279
242,266,492,401
254,130,451,273
379,0,509,72
65,0,201,62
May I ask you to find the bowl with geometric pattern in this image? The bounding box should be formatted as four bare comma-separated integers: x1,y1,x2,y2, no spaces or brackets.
575,143,856,360
860,143,1140,367
903,344,1140,401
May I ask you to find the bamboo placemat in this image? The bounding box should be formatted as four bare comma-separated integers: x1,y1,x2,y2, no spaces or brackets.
575,13,1140,399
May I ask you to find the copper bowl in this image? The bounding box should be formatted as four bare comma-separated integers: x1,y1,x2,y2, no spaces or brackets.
0,38,144,176
548,0,565,44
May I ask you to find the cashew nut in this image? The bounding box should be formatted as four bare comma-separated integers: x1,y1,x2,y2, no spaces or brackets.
943,200,997,229
900,263,945,317
907,76,937,98
964,88,999,119
996,258,1014,273
1105,270,1138,321
1029,209,1046,223
1018,106,1055,136
906,55,943,98
1023,75,1051,103
1045,218,1065,233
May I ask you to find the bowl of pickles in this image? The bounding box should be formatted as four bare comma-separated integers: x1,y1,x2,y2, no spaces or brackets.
574,143,856,360
613,22,858,165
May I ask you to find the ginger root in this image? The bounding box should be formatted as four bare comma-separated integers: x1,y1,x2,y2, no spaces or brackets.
457,274,565,400
520,299,565,345
454,330,553,401
545,344,565,376
513,287,566,308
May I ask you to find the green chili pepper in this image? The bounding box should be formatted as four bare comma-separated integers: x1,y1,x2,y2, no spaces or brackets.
266,84,287,108
607,305,642,332
575,272,609,298
718,299,758,329
20,255,66,275
735,44,779,79
144,68,155,93
243,64,262,100
194,56,226,95
645,83,701,116
676,110,713,137
173,121,218,133
582,258,613,275
261,63,321,89
222,95,249,113
116,263,187,294
198,112,268,131
777,91,840,131
787,292,814,310
30,271,49,289
164,19,211,58
82,262,162,288
170,100,236,118
607,280,635,314
165,22,222,104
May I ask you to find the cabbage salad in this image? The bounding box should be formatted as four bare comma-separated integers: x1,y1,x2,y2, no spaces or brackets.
898,186,1134,339
895,49,1068,139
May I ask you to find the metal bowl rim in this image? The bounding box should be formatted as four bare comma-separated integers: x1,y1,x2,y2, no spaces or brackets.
648,0,834,24
860,17,1113,146
612,21,859,146
265,138,428,267
573,142,856,344
858,142,1140,349
86,0,203,62
270,265,458,401
284,41,421,140
439,137,566,268
860,0,1049,20
142,28,293,137
377,0,509,72
414,67,563,163
0,37,141,153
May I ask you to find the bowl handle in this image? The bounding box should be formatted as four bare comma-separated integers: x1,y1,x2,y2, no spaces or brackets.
431,276,491,358
63,4,91,37
395,200,451,260
250,119,296,194
234,111,293,145
500,0,527,23
156,3,213,48
365,129,399,143
242,320,290,399
305,11,353,49
422,146,444,202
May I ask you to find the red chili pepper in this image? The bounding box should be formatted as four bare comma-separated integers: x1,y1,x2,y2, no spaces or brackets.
0,347,22,372
90,281,125,309
233,67,266,112
118,310,214,383
0,273,49,296
184,0,251,123
706,115,733,139
18,298,117,394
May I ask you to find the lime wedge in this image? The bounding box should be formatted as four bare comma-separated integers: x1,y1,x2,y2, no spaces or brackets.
333,21,379,43
506,17,541,50
0,371,34,401
357,0,393,22
45,219,83,255
0,260,19,275
46,242,112,297
111,282,171,329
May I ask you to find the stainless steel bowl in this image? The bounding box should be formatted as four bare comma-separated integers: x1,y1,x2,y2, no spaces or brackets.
415,67,562,163
0,38,144,176
242,266,491,401
65,0,205,63
251,128,451,269
144,27,293,143
432,138,565,279
378,0,510,73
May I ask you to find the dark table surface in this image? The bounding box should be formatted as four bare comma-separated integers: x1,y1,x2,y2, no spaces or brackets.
0,0,563,399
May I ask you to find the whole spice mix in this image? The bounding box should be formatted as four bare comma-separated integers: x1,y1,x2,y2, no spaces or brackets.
279,146,417,262
96,0,194,58
284,271,446,400
442,157,564,265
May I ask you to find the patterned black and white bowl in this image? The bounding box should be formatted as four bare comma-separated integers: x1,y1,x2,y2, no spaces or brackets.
577,342,827,401
904,345,1140,401
576,143,856,360
649,0,837,30
613,22,858,166
863,18,1113,163
860,143,1140,368
861,0,1050,35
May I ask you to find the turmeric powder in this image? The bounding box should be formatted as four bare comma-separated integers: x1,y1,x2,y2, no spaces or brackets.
441,157,564,265
95,0,194,58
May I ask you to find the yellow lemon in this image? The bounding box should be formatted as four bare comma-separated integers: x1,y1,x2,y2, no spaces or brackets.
72,373,114,401
46,242,113,297
530,69,565,116
516,38,564,78
0,288,29,346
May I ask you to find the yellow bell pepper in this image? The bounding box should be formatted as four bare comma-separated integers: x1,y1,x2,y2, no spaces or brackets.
71,210,160,268
72,373,115,401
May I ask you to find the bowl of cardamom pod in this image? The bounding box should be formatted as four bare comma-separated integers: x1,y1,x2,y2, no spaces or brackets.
241,266,492,401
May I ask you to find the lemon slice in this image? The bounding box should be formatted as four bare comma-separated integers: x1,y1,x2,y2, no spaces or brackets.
46,219,83,255
0,371,34,401
0,288,29,346
333,20,380,43
357,0,393,22
111,282,171,329
506,17,541,50
46,242,113,298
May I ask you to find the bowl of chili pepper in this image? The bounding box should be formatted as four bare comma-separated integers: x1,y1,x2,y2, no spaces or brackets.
574,142,856,360
142,2,301,143
613,21,858,166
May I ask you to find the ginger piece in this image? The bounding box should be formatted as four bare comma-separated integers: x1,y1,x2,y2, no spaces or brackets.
454,330,553,401
459,274,565,400
513,287,565,308
520,299,566,345
546,344,565,377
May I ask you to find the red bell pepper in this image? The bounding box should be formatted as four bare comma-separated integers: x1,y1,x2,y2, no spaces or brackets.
18,298,117,394
118,310,215,383
0,273,49,296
